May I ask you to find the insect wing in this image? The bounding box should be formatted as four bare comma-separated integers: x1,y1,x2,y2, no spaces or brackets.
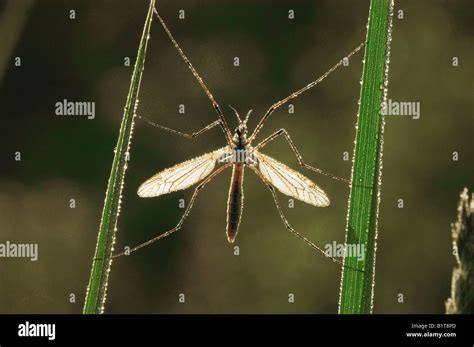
138,147,229,197
255,152,330,207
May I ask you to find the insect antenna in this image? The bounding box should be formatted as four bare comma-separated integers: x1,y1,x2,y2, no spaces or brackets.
228,105,242,123
243,109,252,124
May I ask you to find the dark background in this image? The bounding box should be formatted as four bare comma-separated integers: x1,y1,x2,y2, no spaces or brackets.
0,0,472,313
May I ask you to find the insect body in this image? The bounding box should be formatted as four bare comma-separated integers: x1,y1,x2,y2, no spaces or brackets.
114,7,364,263
226,158,244,242
225,109,252,242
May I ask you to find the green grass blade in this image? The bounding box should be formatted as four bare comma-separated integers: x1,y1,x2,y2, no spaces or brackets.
83,0,155,314
446,188,474,314
338,0,394,314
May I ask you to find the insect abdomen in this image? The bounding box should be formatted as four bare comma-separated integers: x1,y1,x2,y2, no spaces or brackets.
226,164,244,243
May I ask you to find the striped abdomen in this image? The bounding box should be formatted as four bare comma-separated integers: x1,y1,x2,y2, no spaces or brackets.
226,164,244,243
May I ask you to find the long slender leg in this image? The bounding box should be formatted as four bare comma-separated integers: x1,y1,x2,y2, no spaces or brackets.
113,164,231,258
255,128,350,185
248,42,365,143
138,115,221,139
153,8,233,145
248,166,344,266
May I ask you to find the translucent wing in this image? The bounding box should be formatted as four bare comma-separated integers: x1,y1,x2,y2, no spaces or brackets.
255,152,330,207
138,147,229,198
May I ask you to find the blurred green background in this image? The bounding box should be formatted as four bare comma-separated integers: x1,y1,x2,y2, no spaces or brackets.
0,0,472,313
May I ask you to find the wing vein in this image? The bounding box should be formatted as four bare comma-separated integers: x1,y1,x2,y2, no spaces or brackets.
138,147,230,197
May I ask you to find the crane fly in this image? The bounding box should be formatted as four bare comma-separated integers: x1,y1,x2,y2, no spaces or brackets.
113,7,365,268
137,110,330,243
